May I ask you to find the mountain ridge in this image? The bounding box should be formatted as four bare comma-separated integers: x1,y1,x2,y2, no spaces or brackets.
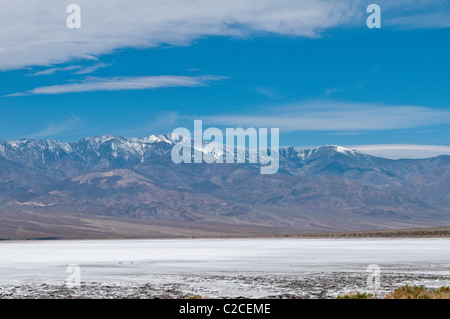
0,134,449,238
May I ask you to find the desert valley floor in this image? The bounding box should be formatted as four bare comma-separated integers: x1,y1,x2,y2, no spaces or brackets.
1,238,449,298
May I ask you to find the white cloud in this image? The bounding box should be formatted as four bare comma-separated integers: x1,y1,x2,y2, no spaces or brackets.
195,101,450,131
350,144,450,159
0,0,361,70
7,75,224,96
0,1,446,71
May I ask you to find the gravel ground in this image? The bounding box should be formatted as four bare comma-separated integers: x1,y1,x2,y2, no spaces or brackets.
0,270,448,299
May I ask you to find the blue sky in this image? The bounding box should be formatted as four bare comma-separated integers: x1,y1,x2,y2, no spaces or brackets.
0,0,449,157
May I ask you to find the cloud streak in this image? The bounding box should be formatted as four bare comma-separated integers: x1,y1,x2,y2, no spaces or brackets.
374,0,450,29
196,101,450,132
27,116,82,139
29,65,82,76
29,62,111,76
74,63,111,75
350,144,450,159
7,75,225,96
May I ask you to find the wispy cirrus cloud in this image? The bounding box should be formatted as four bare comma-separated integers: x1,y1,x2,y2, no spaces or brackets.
120,111,180,137
29,65,82,76
27,116,82,139
256,87,279,99
7,75,225,96
29,63,111,76
195,101,450,132
74,63,112,75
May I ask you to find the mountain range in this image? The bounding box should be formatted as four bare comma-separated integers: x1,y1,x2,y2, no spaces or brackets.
0,134,449,239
